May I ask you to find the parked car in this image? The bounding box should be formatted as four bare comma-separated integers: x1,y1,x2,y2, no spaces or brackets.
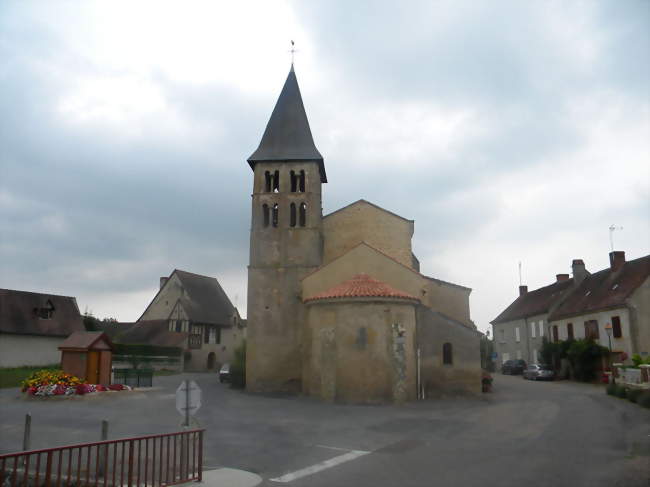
219,363,230,383
523,364,555,381
501,359,527,375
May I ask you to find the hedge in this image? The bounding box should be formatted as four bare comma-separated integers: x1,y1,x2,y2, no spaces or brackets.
112,344,182,357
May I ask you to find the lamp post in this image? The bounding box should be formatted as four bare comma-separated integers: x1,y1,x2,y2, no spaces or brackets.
605,323,614,385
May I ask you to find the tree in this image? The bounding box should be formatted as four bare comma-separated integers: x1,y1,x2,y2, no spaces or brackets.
230,340,247,388
566,338,609,382
480,334,495,372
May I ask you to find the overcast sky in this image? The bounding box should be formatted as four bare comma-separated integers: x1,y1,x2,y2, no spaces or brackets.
1,0,648,332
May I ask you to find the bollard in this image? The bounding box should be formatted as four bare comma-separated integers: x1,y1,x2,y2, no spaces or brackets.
22,413,31,452
98,420,108,476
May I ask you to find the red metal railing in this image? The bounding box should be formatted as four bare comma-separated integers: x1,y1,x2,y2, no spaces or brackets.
0,429,203,487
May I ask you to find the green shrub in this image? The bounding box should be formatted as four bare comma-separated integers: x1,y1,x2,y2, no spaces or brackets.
638,391,650,409
614,385,627,399
606,383,617,395
230,340,246,389
567,339,609,382
626,388,642,403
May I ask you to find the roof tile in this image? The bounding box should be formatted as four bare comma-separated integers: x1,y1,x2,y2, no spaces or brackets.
304,273,419,303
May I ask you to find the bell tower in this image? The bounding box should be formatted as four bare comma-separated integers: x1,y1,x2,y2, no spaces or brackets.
246,66,326,393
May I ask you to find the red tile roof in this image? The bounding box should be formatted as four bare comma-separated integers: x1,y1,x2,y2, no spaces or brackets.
491,279,575,324
304,274,419,303
549,255,650,320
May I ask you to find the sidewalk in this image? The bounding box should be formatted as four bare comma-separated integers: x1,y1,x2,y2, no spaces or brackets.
196,468,262,487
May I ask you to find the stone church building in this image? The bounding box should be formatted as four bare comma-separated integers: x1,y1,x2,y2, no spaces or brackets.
245,66,481,403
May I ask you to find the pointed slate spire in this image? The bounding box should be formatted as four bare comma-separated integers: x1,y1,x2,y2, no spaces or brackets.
248,67,326,182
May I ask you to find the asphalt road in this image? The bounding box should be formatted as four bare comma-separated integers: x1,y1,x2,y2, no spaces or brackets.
1,373,648,486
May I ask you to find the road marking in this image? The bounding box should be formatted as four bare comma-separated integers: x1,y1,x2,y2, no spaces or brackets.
314,444,355,452
269,449,371,483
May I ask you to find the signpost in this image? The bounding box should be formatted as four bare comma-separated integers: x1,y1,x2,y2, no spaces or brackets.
176,380,201,479
176,380,202,427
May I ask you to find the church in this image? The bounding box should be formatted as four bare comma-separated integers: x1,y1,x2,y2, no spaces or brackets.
245,66,481,403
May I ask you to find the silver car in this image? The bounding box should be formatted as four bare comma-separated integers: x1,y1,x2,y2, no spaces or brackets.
523,364,555,381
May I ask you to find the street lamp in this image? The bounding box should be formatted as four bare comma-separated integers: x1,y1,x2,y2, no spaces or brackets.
605,323,615,385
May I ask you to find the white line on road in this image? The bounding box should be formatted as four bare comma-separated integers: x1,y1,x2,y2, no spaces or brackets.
269,449,371,483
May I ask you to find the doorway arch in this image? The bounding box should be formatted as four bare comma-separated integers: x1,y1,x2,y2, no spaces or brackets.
207,352,216,370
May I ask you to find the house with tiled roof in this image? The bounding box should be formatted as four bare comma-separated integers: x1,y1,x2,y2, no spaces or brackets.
138,270,245,371
491,251,650,367
0,288,85,367
245,66,481,403
547,252,650,363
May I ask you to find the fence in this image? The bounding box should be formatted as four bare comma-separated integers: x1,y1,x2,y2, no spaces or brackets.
612,363,650,389
112,369,154,388
0,429,203,487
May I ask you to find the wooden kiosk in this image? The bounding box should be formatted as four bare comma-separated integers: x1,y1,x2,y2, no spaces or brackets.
59,331,114,384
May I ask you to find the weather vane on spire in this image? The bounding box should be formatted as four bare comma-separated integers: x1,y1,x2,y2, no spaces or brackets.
289,40,298,66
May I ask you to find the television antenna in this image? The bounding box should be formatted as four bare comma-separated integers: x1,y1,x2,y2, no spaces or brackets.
518,261,522,286
609,225,623,252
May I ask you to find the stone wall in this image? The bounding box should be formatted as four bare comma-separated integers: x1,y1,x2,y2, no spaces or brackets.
417,306,481,396
302,243,472,326
246,161,323,393
322,200,414,268
304,300,417,403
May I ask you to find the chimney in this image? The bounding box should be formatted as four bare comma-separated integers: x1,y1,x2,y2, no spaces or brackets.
572,259,587,285
519,285,528,296
160,277,169,289
609,251,626,272
556,274,569,282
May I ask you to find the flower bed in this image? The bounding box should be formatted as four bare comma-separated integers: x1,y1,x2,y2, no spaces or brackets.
21,369,131,397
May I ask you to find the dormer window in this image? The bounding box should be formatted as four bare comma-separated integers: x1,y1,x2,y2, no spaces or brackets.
36,300,55,319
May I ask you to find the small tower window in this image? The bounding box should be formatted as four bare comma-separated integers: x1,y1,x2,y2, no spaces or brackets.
299,170,305,192
290,170,297,193
262,204,270,227
273,170,280,193
264,171,272,192
290,203,297,227
272,203,279,227
299,202,307,227
443,342,453,365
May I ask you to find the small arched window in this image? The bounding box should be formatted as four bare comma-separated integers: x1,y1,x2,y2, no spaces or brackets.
262,204,269,227
442,342,453,365
299,170,305,192
299,202,307,227
290,170,297,193
272,203,279,227
264,171,272,192
290,203,297,227
273,170,280,192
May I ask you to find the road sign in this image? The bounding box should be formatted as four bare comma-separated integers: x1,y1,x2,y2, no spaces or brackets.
176,380,202,421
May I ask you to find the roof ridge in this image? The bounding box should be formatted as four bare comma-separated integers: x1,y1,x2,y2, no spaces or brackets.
323,199,414,223
304,273,419,303
0,288,78,299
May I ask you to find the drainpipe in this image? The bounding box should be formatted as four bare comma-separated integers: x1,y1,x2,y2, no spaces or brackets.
416,347,422,399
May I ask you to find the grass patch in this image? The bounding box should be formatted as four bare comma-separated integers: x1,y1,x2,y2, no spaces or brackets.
0,364,60,389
